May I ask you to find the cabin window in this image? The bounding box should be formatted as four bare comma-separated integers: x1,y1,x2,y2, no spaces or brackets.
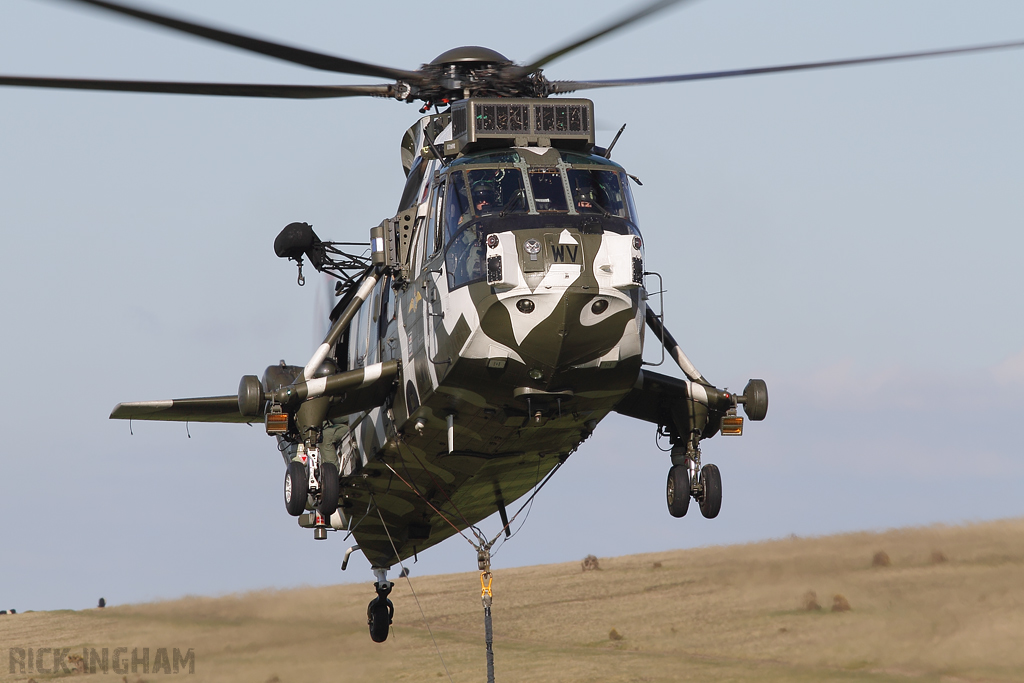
566,169,631,219
366,277,386,365
528,170,569,212
377,275,393,344
351,305,367,368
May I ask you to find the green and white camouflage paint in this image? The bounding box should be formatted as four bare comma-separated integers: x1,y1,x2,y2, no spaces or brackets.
112,102,765,573
306,112,694,568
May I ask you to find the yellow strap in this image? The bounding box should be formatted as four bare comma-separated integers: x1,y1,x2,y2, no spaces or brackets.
480,571,493,598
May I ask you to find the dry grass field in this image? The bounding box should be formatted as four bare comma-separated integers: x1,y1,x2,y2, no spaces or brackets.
3,518,1024,682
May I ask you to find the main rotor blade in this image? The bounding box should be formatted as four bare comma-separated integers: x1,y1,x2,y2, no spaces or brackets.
50,0,421,81
518,0,698,74
0,75,390,99
549,39,1024,93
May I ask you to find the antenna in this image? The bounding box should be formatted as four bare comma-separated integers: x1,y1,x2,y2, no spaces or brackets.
604,123,627,158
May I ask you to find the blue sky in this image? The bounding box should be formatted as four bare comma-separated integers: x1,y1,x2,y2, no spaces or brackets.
1,0,1023,611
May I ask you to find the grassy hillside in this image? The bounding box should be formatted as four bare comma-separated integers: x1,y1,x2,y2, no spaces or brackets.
3,519,1023,682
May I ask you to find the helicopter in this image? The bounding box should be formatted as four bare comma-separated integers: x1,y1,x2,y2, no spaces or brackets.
4,0,1023,644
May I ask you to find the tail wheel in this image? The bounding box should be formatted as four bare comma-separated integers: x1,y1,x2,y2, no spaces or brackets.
284,460,308,517
666,465,690,518
318,461,340,517
367,597,394,643
699,463,722,519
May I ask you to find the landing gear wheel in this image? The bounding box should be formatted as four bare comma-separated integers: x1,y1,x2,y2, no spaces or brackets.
741,379,769,421
699,463,722,519
284,460,308,517
666,465,691,518
367,583,394,643
318,461,340,517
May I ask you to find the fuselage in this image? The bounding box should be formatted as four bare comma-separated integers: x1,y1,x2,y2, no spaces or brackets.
293,129,649,567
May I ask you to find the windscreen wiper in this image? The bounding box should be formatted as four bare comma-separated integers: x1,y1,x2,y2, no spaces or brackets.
499,189,526,218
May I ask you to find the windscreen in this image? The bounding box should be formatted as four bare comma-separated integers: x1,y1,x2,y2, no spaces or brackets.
528,170,569,212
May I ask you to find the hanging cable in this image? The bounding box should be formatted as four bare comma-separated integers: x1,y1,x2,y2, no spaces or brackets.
380,459,478,550
478,545,495,683
487,459,565,547
491,458,542,558
397,436,486,543
341,498,375,543
386,426,485,543
370,493,455,683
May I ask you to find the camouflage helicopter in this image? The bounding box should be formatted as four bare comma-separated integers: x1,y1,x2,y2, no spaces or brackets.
5,0,1024,644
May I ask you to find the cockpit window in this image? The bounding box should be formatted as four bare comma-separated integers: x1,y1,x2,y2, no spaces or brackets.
566,169,630,219
528,170,568,212
467,168,527,218
441,159,637,240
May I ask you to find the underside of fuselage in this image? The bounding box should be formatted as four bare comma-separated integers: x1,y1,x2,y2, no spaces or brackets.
341,336,645,567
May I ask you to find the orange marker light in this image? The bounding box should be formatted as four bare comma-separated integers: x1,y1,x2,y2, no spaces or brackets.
265,412,289,435
721,416,744,436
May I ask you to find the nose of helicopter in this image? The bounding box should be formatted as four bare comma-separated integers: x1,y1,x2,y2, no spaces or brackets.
471,225,646,382
500,288,640,371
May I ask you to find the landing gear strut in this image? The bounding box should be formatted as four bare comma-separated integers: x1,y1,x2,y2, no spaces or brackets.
367,568,394,643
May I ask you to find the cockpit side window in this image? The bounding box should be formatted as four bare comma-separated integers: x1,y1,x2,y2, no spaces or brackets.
445,171,472,244
528,169,569,212
397,156,426,212
425,178,445,257
624,174,639,223
467,168,527,218
566,169,630,219
445,224,485,290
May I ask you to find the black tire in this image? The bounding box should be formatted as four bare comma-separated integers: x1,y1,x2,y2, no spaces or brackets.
742,379,769,421
666,465,690,518
367,597,393,643
699,464,722,519
318,461,340,517
284,460,308,517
